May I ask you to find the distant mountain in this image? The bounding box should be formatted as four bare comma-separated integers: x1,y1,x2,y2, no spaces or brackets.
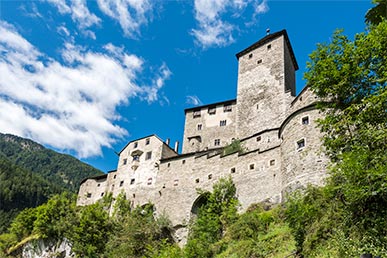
0,133,103,233
0,133,103,192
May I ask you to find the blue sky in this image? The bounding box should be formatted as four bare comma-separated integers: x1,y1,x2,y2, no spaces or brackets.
0,0,373,172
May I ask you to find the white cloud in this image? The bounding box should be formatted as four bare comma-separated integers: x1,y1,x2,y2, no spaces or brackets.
192,0,269,48
186,95,203,106
0,21,170,158
96,0,152,38
45,0,100,38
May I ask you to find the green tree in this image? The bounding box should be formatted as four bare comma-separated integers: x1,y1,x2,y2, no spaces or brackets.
185,177,238,258
68,202,111,257
366,0,387,26
287,19,387,257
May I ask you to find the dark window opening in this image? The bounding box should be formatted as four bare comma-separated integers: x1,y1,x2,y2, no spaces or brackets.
145,138,150,145
193,110,201,118
257,59,262,64
208,107,216,115
220,120,227,126
302,116,309,125
249,164,255,170
231,167,236,173
120,181,124,187
297,139,306,149
145,151,152,160
130,178,135,185
223,104,232,112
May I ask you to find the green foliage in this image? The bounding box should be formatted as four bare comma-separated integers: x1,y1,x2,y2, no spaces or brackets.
185,177,239,258
365,0,387,26
0,133,103,193
216,205,295,258
68,203,111,257
33,192,76,239
0,133,103,234
104,203,173,258
0,157,62,233
287,19,387,257
223,139,245,155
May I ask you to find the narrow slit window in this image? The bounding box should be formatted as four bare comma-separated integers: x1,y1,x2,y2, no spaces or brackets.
297,139,306,150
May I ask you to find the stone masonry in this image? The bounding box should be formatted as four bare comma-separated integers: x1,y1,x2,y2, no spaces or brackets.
77,30,328,245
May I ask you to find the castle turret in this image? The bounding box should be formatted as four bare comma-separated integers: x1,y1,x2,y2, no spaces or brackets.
235,30,298,139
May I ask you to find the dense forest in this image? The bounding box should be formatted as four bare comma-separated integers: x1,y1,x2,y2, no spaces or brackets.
0,133,102,233
0,1,386,257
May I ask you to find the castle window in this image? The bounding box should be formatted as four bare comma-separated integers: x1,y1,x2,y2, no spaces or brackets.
256,136,261,142
97,183,100,187
113,175,117,179
193,110,201,118
195,178,200,183
302,116,309,125
257,59,262,64
123,158,127,165
197,124,202,130
224,104,232,112
130,178,135,185
182,159,186,164
145,138,150,145
147,178,152,185
208,174,212,180
101,192,104,197
248,53,253,59
267,44,271,50
270,160,275,166
167,163,171,167
249,164,255,170
87,193,92,198
208,106,216,115
145,151,152,160
174,179,179,186
230,167,236,173
120,181,124,187
297,139,306,150
214,139,220,146
220,120,227,126
133,142,138,148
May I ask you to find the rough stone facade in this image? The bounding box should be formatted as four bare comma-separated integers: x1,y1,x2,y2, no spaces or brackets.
77,30,328,245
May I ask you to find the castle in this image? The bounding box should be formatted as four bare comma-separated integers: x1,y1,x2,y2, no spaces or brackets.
77,30,328,244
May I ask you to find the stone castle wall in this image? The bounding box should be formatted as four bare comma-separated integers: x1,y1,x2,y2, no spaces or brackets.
77,30,328,245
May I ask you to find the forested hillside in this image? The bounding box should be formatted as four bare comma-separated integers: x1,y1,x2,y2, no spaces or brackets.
0,133,103,233
0,133,103,192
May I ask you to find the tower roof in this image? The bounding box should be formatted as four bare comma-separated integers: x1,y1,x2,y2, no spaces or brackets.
235,29,299,70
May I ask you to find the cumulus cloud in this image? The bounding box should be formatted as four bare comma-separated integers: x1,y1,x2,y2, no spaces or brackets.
186,95,203,106
192,0,269,48
96,0,152,38
0,21,171,158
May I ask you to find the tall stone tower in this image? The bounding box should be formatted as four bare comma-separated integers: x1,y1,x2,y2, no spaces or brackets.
235,30,298,139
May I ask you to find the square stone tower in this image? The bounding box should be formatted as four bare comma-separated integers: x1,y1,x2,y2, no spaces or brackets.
235,30,298,139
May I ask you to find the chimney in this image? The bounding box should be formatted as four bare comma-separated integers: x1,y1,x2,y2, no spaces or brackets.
165,138,170,146
174,141,179,152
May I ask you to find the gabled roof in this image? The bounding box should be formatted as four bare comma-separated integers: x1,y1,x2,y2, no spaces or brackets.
235,29,299,71
118,134,177,155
